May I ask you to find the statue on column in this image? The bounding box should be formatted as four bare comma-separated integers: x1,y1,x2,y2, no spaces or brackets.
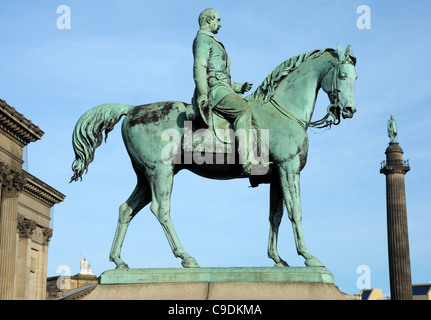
387,114,398,142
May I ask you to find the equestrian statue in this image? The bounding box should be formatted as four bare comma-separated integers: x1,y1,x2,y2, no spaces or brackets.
70,8,358,270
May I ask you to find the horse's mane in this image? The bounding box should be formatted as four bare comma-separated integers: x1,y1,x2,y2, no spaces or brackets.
251,48,336,102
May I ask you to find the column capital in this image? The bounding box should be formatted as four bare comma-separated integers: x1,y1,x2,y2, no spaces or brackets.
380,163,410,175
0,162,10,180
42,227,53,245
17,214,37,238
2,170,26,198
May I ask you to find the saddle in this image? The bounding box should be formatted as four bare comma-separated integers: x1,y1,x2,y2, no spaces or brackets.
188,92,233,144
187,93,272,188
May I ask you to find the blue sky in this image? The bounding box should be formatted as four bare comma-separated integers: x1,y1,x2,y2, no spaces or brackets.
1,1,430,297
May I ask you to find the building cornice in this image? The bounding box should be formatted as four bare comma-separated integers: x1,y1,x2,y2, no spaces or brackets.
22,170,66,207
0,99,44,146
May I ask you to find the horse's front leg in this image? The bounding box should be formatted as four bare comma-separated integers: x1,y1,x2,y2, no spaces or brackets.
278,161,325,267
267,178,289,267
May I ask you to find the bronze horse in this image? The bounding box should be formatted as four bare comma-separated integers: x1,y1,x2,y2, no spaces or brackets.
71,45,357,269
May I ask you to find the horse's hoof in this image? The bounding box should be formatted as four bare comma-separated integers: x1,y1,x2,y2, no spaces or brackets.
305,257,324,267
114,261,129,269
274,260,289,267
182,257,200,268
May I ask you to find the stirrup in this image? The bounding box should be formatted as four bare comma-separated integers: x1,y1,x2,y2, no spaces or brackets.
242,160,272,176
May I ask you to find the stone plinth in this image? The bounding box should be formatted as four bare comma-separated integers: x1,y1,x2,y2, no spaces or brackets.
83,267,346,300
99,266,335,284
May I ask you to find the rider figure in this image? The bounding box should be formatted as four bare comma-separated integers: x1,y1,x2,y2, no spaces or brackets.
192,8,268,175
387,114,398,143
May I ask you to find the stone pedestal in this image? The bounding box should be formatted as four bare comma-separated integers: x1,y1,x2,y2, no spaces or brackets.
83,267,346,300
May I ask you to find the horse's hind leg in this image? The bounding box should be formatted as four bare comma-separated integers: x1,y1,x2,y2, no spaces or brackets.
149,167,200,268
109,175,151,269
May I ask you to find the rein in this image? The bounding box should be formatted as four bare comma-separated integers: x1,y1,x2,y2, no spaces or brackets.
269,57,352,130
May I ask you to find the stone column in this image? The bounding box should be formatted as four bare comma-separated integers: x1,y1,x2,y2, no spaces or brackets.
39,227,53,300
16,214,37,300
0,164,12,299
0,169,26,299
380,142,412,300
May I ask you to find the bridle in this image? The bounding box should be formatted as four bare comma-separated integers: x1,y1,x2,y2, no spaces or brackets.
270,56,354,129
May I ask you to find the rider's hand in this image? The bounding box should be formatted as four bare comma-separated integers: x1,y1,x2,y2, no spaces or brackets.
241,82,253,94
197,95,209,108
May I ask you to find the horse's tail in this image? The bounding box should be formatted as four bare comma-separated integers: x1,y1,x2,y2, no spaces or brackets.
70,103,134,182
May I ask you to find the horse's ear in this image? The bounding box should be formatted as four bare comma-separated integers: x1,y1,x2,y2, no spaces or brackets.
345,44,357,65
345,44,353,57
337,43,345,62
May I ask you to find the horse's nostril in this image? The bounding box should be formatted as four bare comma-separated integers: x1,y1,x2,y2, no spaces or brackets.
346,107,356,114
342,107,356,119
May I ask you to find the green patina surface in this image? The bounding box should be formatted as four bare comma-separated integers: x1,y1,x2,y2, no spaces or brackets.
70,8,358,274
99,267,334,285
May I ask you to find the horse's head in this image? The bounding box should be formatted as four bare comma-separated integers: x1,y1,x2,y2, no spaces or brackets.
321,44,357,123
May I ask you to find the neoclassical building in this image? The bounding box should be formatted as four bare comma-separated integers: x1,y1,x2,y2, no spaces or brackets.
0,99,65,300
